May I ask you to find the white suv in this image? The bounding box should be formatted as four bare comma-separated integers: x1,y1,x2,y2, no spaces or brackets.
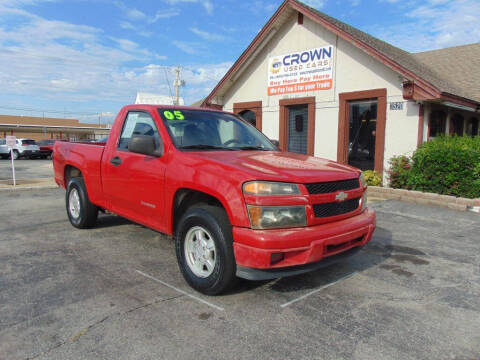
10,138,41,159
0,139,9,159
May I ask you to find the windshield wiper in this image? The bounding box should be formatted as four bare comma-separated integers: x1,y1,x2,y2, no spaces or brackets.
178,144,234,150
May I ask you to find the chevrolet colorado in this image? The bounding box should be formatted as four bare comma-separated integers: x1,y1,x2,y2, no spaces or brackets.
54,105,376,295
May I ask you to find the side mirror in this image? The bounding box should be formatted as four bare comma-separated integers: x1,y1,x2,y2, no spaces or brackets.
270,139,280,148
128,135,163,157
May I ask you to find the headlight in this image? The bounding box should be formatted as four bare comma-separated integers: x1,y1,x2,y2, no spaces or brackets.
247,205,306,229
361,192,368,211
359,173,367,188
243,181,300,196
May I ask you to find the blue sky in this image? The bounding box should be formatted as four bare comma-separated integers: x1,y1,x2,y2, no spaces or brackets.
0,0,478,123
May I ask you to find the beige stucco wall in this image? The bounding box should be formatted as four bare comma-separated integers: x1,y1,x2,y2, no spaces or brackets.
221,14,420,177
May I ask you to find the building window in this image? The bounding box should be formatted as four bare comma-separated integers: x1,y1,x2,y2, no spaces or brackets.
450,113,464,136
466,117,479,137
238,110,257,127
233,101,262,131
429,110,446,139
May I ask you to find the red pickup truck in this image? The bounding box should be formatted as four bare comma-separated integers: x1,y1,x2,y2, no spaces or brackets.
54,105,376,295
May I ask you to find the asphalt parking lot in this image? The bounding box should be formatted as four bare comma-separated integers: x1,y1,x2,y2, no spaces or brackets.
1,188,479,360
0,159,53,181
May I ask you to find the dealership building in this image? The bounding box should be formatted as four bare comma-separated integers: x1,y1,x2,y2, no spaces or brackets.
0,114,110,142
202,0,480,178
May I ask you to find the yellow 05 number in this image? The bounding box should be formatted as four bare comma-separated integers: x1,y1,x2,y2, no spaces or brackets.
163,110,185,120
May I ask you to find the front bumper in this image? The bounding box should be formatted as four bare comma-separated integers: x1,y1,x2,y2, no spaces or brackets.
233,208,376,279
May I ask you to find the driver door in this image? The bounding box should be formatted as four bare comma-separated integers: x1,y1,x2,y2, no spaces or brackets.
102,111,167,231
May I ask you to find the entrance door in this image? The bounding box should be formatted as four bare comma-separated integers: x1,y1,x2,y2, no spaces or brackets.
279,97,315,155
287,105,308,154
338,89,386,174
348,100,377,170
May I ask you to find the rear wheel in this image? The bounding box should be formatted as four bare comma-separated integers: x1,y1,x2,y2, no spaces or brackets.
175,204,237,295
66,177,98,229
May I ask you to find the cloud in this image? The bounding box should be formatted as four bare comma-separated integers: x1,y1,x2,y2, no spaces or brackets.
302,0,326,9
151,9,181,21
369,0,480,52
163,0,214,15
0,5,169,104
190,27,226,41
172,40,206,55
115,2,180,23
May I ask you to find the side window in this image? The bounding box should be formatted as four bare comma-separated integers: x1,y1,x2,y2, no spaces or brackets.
118,112,161,151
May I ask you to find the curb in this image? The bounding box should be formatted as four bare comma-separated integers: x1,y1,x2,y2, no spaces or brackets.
367,186,480,213
0,184,59,192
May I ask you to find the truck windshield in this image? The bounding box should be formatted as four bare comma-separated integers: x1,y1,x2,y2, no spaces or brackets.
158,109,276,151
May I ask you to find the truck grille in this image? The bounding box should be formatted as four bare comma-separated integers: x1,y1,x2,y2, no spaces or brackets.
313,197,360,218
305,178,360,194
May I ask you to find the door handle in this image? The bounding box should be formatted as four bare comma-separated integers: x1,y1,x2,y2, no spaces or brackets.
110,156,122,166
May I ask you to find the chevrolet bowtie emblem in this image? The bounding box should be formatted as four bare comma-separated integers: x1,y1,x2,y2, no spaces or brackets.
335,192,348,202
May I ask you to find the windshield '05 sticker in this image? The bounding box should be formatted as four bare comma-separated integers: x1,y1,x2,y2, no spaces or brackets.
163,110,185,120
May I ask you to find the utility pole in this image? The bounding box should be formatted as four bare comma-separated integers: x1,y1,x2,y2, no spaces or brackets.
173,66,185,105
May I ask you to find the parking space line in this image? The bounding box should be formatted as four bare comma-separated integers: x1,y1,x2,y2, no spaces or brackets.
135,270,225,311
280,271,358,308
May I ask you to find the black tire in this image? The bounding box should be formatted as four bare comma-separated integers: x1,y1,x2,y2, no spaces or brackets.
66,177,98,229
175,204,237,295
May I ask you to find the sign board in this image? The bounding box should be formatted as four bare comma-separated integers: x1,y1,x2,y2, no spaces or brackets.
267,45,334,96
390,102,403,111
6,136,16,147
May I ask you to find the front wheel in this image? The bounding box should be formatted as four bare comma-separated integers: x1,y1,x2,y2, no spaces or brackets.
66,177,98,229
175,204,237,295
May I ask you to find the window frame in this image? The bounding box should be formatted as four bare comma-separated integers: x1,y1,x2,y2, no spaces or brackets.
116,110,162,152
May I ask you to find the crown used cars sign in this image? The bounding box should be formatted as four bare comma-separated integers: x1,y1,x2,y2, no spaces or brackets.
267,45,334,96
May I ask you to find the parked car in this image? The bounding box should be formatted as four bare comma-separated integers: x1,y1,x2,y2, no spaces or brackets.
0,139,10,159
37,139,55,159
37,139,67,159
54,105,376,295
9,138,41,159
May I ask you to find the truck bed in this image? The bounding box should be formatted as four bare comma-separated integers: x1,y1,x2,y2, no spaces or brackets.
53,141,106,205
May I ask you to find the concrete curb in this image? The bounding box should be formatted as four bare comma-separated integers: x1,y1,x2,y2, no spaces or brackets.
367,186,480,213
0,184,59,192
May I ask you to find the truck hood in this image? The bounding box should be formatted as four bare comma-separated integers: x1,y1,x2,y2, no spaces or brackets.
190,151,360,183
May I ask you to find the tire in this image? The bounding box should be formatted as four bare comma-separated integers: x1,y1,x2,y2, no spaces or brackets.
175,204,237,295
66,177,98,229
10,150,19,160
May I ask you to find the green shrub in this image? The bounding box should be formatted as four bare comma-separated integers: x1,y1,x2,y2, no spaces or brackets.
407,136,480,198
387,155,411,189
363,170,382,186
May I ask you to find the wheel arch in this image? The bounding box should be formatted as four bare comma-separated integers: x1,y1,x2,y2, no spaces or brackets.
171,188,232,235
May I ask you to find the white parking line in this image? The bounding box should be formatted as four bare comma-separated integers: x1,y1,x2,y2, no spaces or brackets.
280,271,358,308
135,270,225,311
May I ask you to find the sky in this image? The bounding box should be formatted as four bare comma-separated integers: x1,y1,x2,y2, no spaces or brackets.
0,0,478,124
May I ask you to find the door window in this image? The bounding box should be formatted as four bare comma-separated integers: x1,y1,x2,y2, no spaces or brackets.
287,105,308,154
118,112,161,151
348,100,377,171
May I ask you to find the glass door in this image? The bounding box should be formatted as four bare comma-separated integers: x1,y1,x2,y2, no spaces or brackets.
348,99,377,170
287,105,308,154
